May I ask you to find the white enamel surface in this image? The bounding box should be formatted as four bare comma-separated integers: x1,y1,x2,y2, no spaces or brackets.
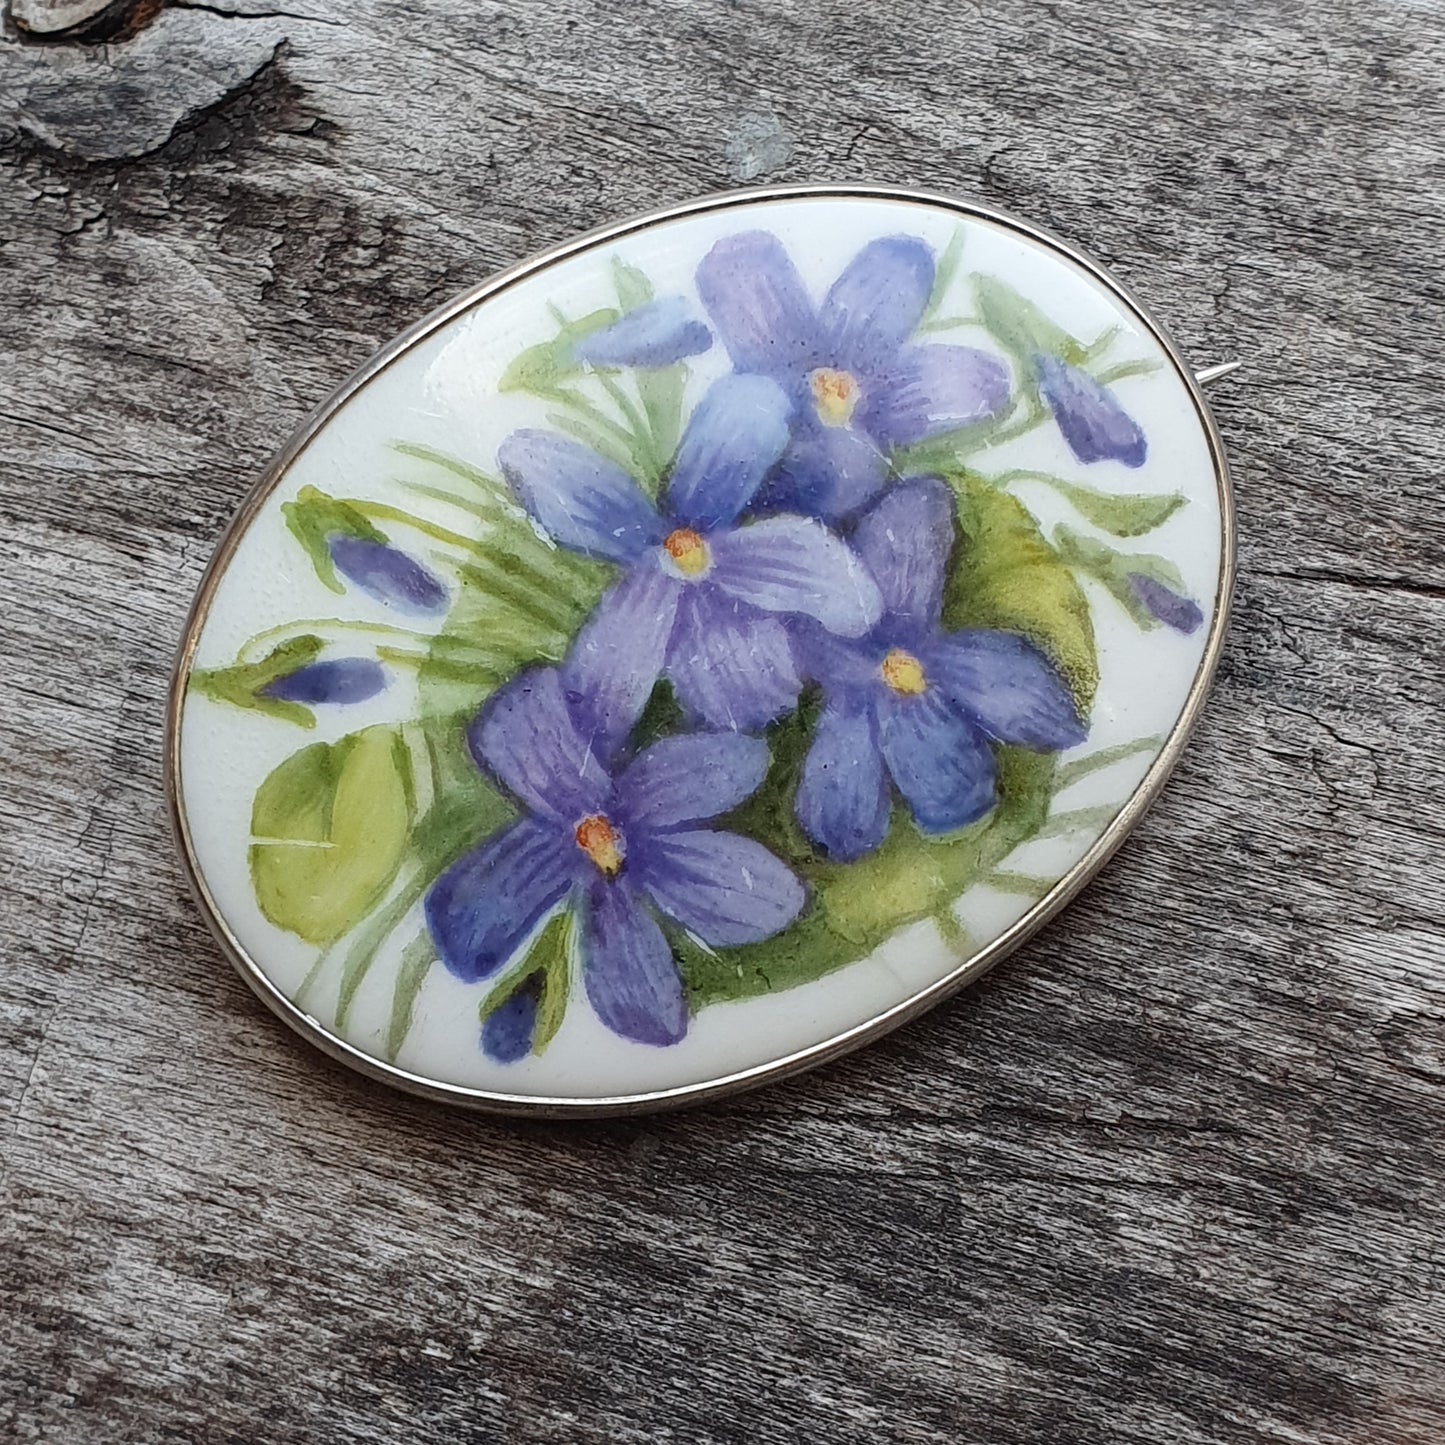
176,194,1225,1105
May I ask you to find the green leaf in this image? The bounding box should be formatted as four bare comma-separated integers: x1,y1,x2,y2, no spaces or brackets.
611,256,653,312
249,725,413,947
1046,480,1184,537
991,471,1185,537
923,227,966,319
498,308,619,395
384,932,436,1063
944,472,1099,709
190,634,326,728
281,486,386,592
973,274,1081,364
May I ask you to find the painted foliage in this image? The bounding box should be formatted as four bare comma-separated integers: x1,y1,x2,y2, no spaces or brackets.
187,220,1207,1069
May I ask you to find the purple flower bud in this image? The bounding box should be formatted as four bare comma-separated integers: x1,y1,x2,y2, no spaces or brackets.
1128,573,1203,634
572,298,712,368
261,658,387,705
1034,354,1147,468
327,534,448,614
480,975,540,1063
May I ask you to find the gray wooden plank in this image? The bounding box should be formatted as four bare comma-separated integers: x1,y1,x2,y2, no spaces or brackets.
2,2,1443,1442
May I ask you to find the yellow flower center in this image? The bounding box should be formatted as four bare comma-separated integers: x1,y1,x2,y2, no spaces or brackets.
880,647,927,695
574,814,624,876
809,367,861,428
661,526,710,577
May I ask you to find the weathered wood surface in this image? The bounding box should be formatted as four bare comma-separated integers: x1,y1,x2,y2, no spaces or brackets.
2,2,1443,1441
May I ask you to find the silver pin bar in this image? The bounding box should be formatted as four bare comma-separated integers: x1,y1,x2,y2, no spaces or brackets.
1195,360,1243,387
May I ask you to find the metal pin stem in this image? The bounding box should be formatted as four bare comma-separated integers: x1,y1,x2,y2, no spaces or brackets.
1195,360,1243,387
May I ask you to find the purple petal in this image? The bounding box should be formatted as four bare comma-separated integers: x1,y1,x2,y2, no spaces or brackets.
922,630,1086,749
819,236,934,372
1128,573,1204,634
572,298,711,368
762,418,889,522
862,344,1012,447
634,829,804,947
709,516,882,638
480,974,541,1063
498,429,662,563
580,880,687,1046
614,732,769,831
795,699,890,861
261,658,386,706
876,690,997,833
469,666,610,823
326,535,448,615
666,592,801,730
848,477,954,633
665,374,793,531
1034,355,1147,468
563,564,681,762
695,231,819,376
425,818,573,984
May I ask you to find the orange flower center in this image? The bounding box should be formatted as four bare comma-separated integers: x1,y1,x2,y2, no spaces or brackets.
809,367,861,428
880,647,927,695
574,814,624,876
661,526,710,577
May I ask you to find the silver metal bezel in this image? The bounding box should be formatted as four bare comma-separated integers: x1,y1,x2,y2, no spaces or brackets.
165,182,1236,1117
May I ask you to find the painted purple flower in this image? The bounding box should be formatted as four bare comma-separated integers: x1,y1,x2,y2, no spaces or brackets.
425,666,805,1048
573,298,711,368
326,534,448,615
499,373,881,738
694,232,1010,521
1128,572,1203,634
481,975,542,1063
795,478,1087,860
1034,354,1146,468
260,657,386,706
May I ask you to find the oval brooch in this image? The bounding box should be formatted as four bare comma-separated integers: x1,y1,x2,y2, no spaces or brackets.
168,184,1234,1115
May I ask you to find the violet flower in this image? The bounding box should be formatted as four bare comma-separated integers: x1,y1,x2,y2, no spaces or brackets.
261,657,386,706
1033,353,1146,468
572,298,712,368
1128,572,1203,634
499,373,881,738
326,534,448,615
425,666,804,1048
695,232,1010,520
795,478,1086,860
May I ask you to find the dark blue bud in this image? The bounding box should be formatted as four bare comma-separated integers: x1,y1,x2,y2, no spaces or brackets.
1034,354,1147,468
261,658,387,706
327,534,448,614
480,974,541,1064
572,297,712,368
1128,573,1203,634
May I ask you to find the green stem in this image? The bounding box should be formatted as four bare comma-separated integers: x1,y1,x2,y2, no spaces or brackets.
552,386,646,458
349,501,483,553
593,369,660,480
237,617,437,665
391,441,503,493
334,866,435,1032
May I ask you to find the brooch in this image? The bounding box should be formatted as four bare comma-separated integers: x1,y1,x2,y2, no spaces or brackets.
168,184,1235,1114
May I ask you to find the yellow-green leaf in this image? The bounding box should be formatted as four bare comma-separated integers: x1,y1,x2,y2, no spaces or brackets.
943,473,1099,709
249,725,413,946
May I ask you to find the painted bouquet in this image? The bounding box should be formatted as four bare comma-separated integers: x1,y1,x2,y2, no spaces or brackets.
194,228,1203,1064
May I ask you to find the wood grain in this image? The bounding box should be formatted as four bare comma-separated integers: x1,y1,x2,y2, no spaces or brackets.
2,2,1443,1442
